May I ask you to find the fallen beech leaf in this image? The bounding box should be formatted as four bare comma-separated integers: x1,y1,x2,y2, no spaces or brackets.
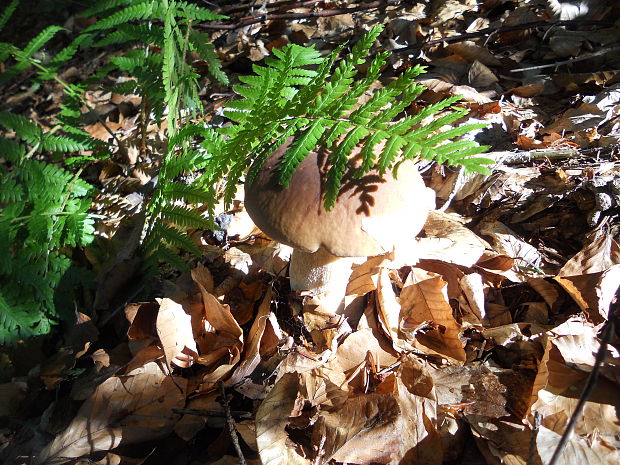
554,264,620,322
156,298,198,369
399,269,466,362
191,263,214,294
315,360,440,465
558,235,620,276
255,373,310,465
229,289,273,385
417,211,489,267
528,318,620,465
191,268,243,383
35,362,186,465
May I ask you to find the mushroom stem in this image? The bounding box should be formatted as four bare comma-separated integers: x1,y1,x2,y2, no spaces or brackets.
289,247,363,296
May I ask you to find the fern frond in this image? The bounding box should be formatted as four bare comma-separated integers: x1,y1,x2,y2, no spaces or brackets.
22,25,65,59
152,222,201,256
159,204,210,229
0,138,26,163
0,112,41,145
174,2,226,21
81,0,133,16
86,2,158,31
0,292,43,345
0,0,19,34
162,181,213,205
41,134,92,152
324,126,370,209
189,31,228,84
277,118,325,186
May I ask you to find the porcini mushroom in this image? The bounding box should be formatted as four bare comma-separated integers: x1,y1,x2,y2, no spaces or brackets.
244,137,435,308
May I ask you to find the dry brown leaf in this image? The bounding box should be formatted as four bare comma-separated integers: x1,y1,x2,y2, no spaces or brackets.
313,359,440,465
468,60,499,88
446,41,501,67
255,373,310,465
399,269,466,362
191,267,243,383
554,264,620,322
416,211,489,267
156,298,198,370
229,288,273,385
558,234,620,276
35,362,186,465
527,318,620,464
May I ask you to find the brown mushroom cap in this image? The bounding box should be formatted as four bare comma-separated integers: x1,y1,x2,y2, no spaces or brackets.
244,137,435,257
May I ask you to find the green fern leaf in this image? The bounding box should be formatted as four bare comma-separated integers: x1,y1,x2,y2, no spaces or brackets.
0,0,19,34
86,2,158,31
0,138,25,163
152,222,201,256
0,112,41,145
41,134,92,152
278,118,325,186
159,204,210,229
174,2,226,21
81,0,132,16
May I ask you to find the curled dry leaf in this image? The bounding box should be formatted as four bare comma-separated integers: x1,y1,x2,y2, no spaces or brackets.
399,269,467,363
35,362,187,465
156,298,198,370
255,373,311,465
191,267,243,385
527,317,620,461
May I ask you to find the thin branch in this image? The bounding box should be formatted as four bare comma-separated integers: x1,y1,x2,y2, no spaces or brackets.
511,45,620,72
199,0,405,30
219,381,247,465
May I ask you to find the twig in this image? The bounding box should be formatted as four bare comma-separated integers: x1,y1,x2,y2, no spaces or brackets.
526,411,541,465
547,311,615,465
219,381,247,465
511,45,620,72
221,0,323,15
172,407,252,420
400,19,613,52
199,0,405,30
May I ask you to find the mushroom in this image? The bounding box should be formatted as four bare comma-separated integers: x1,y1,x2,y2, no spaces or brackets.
244,137,435,309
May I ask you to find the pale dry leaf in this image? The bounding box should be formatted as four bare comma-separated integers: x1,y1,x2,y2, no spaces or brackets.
319,360,440,465
527,277,561,311
190,271,243,384
536,424,618,465
554,264,620,322
229,288,273,385
468,60,499,88
255,373,311,465
35,362,187,465
376,267,402,345
155,298,198,370
322,328,398,393
446,41,502,67
191,263,214,294
459,272,487,323
399,269,466,362
174,392,223,441
559,234,620,276
416,211,489,267
346,254,391,296
477,220,544,280
528,318,620,453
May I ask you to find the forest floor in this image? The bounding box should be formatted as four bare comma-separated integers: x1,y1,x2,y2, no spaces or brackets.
1,1,620,465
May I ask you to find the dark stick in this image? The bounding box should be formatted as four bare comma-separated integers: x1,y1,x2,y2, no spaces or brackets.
220,382,247,465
